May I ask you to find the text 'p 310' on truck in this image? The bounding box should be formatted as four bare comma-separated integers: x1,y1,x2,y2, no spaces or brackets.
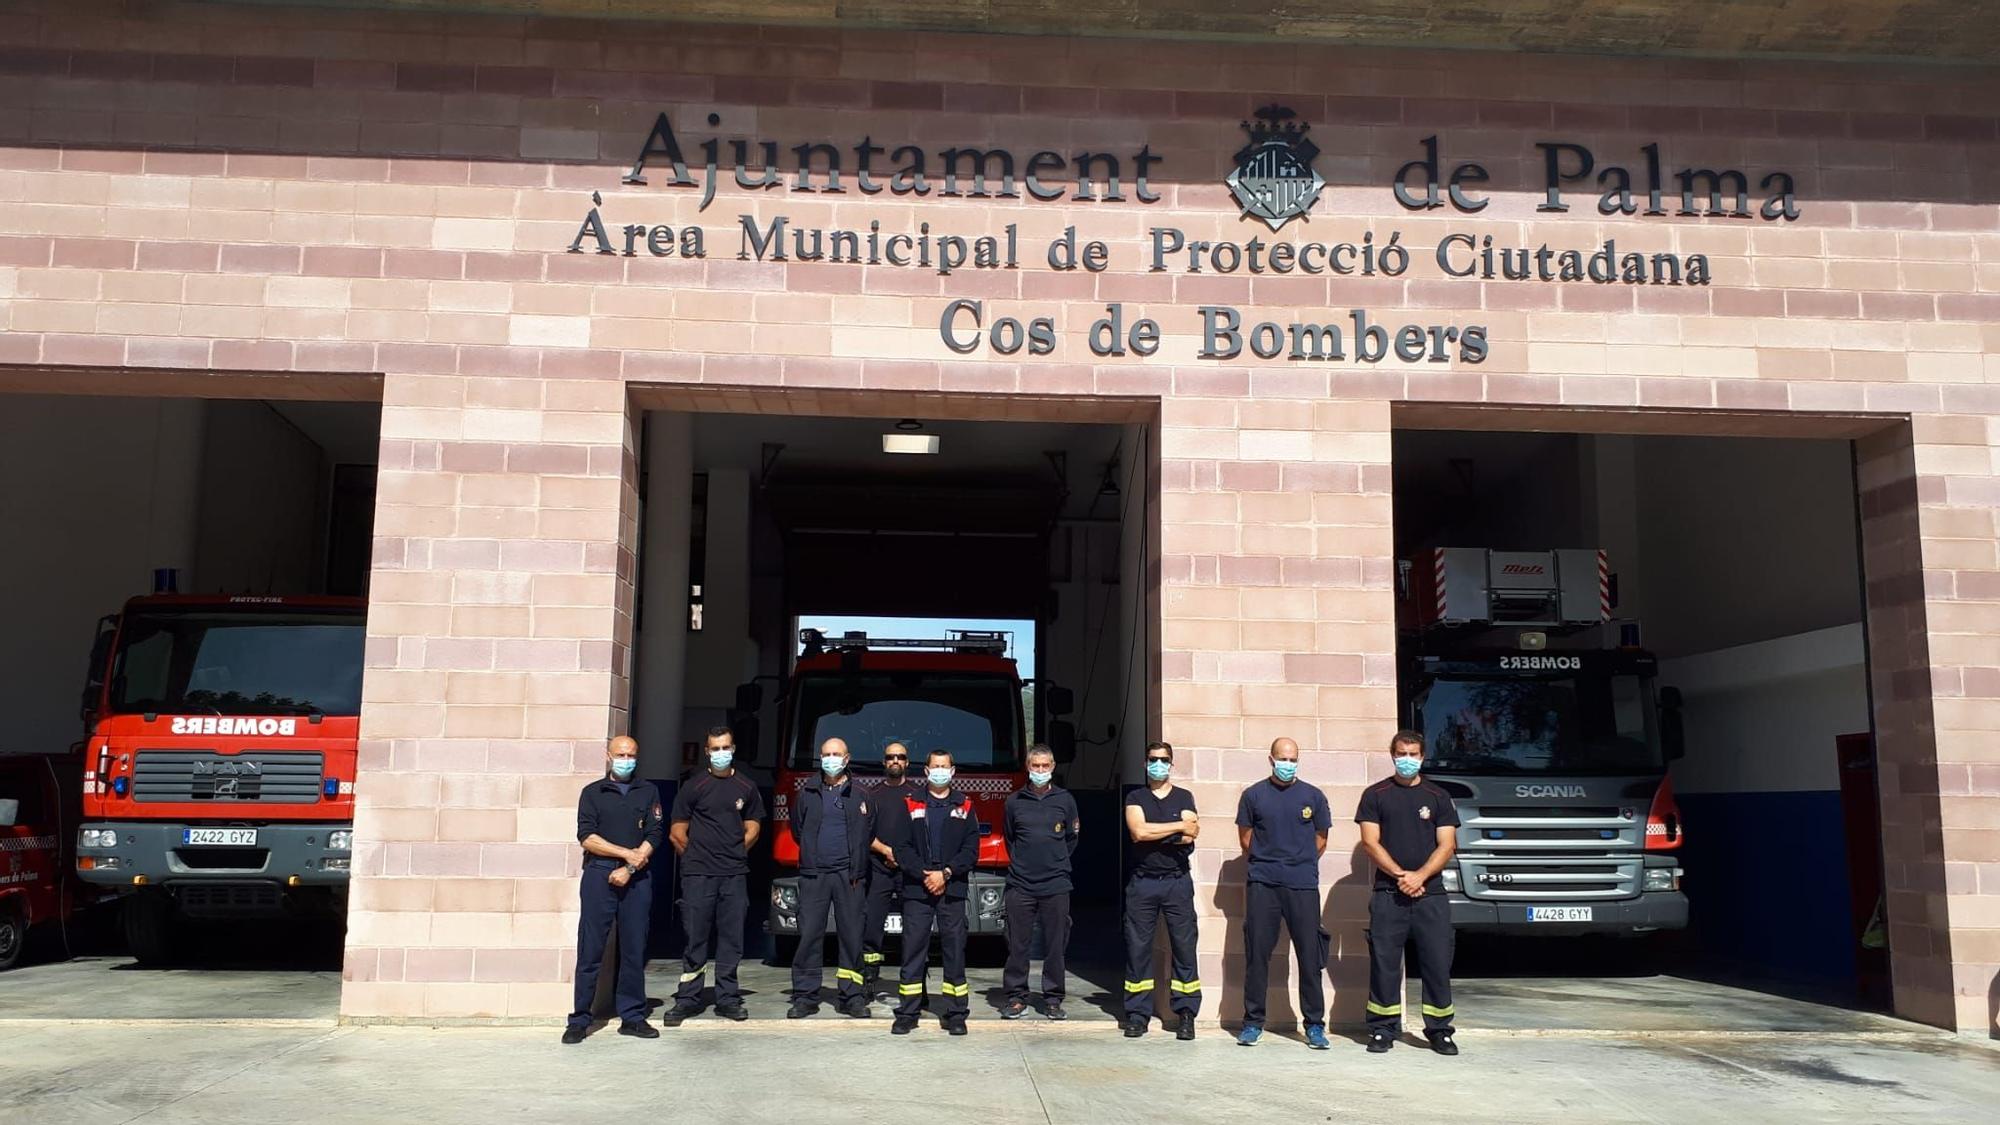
1400,548,1687,935
73,595,365,963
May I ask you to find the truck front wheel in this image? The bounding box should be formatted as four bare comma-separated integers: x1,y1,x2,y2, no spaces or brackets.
122,891,180,966
0,903,24,971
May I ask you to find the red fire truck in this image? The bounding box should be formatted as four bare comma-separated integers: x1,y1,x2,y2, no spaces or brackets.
0,751,93,971
750,628,1068,943
72,595,366,963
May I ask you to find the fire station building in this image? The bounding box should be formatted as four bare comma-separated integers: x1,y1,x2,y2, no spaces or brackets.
1,0,1996,1036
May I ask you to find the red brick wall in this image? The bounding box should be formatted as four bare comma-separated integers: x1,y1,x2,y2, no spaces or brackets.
1,1,1995,1031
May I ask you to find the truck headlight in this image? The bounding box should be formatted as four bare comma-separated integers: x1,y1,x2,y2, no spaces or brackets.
1643,867,1681,892
322,858,350,872
327,831,352,851
1440,867,1460,893
772,884,798,910
80,828,116,848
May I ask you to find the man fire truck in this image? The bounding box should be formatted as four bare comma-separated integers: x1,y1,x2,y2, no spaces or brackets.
72,594,365,964
1401,548,1687,935
751,628,1067,949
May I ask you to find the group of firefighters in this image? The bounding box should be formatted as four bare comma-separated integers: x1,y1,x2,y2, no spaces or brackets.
565,728,1460,1054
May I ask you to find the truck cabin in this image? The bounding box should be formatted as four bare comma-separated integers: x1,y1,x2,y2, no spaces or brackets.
1404,650,1682,778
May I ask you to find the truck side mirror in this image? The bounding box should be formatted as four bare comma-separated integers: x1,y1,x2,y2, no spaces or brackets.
1658,686,1685,761
1046,721,1076,764
1044,685,1074,716
0,799,17,828
734,682,762,714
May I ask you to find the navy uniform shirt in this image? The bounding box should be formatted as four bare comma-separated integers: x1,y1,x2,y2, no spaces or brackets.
868,777,920,873
812,779,852,875
1003,784,1080,895
1236,777,1331,889
577,777,665,869
1125,784,1196,878
670,769,765,877
1356,777,1460,894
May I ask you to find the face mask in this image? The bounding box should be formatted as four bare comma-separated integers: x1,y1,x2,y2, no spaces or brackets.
927,767,954,789
708,750,733,772
1272,761,1299,783
821,755,847,778
1146,760,1172,782
1393,756,1423,779
609,758,637,780
1028,768,1053,787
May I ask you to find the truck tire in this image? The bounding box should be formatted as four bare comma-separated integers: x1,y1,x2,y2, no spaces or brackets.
0,904,24,971
123,891,180,966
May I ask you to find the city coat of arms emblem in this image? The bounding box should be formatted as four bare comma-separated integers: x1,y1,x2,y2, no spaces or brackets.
1226,105,1325,231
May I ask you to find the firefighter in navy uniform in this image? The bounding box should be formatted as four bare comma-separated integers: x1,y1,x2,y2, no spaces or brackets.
881,748,981,1035
1357,730,1462,1055
661,726,763,1026
861,741,919,992
1000,743,1081,1020
1122,741,1203,1040
563,735,664,1044
787,737,875,1018
1234,736,1333,1050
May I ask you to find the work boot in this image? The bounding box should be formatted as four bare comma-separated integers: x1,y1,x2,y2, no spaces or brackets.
715,1004,748,1022
1429,1032,1459,1056
891,1014,919,1035
944,1016,968,1036
1123,1014,1148,1038
1176,1017,1196,1041
617,1021,659,1039
660,1004,699,1028
1367,1030,1394,1053
786,999,819,1019
841,996,871,1019
561,1026,586,1045
1044,1002,1068,1022
1000,999,1028,1020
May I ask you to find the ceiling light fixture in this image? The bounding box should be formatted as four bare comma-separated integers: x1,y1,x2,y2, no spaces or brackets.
882,433,941,455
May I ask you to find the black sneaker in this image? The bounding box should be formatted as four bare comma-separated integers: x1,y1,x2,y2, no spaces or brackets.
1367,1030,1393,1053
1001,1000,1028,1020
945,1017,968,1036
842,996,871,1019
1123,1015,1148,1038
1429,1032,1459,1056
617,1021,659,1039
891,1014,919,1035
660,1005,698,1028
561,1026,586,1045
786,1000,819,1020
1176,1017,1196,1041
1045,1002,1068,1022
715,1005,748,1022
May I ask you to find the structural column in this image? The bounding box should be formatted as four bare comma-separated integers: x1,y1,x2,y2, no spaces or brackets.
343,369,638,1021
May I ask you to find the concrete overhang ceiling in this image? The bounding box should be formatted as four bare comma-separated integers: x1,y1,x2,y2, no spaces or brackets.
226,1,1997,63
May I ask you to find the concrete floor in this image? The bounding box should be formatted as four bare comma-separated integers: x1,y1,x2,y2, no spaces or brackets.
0,1021,1994,1125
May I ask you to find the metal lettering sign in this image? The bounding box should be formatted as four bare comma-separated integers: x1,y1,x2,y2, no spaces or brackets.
1226,105,1326,231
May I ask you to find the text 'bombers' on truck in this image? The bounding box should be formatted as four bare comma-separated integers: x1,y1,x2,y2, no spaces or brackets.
73,595,366,964
1399,548,1688,935
750,628,1067,943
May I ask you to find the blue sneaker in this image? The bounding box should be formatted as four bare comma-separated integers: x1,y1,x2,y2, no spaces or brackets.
1236,1024,1263,1046
1305,1025,1331,1050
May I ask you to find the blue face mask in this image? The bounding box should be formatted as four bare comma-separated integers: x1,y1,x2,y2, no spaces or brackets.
927,767,954,789
1272,761,1299,783
1393,756,1423,779
1146,760,1172,782
708,750,733,772
609,758,637,780
821,755,847,778
1028,769,1053,787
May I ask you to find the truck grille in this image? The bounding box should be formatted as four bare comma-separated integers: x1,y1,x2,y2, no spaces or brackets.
133,750,325,804
1457,802,1642,901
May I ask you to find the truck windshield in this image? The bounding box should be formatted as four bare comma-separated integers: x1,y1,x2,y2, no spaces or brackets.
789,673,1022,773
108,610,366,717
1415,674,1661,775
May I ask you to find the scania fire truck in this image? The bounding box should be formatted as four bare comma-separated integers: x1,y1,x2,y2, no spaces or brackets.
750,628,1060,944
1401,548,1687,935
72,595,365,963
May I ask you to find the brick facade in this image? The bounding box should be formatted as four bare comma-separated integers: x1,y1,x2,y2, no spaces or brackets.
1,1,1995,1033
